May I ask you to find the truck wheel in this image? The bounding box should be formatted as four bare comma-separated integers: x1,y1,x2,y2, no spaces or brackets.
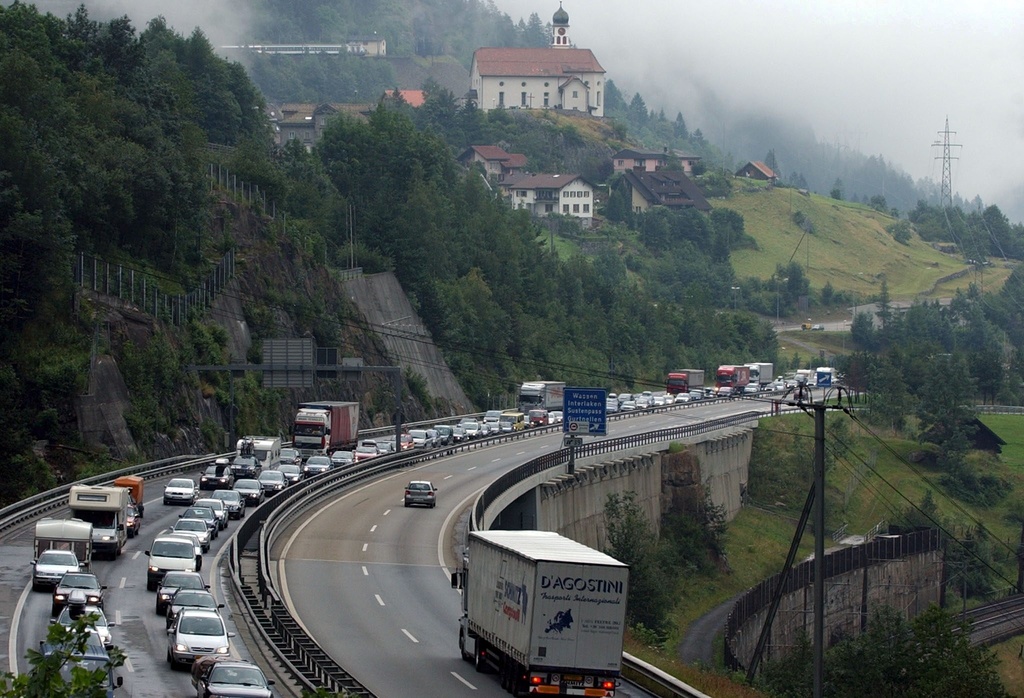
459,631,473,662
475,644,487,673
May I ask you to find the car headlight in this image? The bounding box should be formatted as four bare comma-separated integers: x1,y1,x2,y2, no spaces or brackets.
149,566,160,573
159,593,172,601
174,643,189,652
214,646,230,654
87,595,100,604
100,535,113,541
54,593,66,601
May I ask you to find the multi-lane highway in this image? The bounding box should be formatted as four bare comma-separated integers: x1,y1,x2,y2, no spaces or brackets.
0,396,772,696
274,399,765,697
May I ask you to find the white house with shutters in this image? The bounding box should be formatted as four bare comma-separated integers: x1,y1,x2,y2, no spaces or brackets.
501,173,596,227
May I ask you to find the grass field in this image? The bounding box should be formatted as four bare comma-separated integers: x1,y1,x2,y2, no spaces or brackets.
724,186,998,300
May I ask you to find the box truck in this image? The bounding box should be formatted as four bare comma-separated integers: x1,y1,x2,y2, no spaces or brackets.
34,518,93,571
292,401,360,460
68,485,130,559
113,475,145,516
745,363,774,388
518,381,566,413
714,365,751,396
452,530,629,697
665,369,704,395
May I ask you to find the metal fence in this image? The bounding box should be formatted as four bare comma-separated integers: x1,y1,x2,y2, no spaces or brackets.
74,250,235,326
209,164,276,218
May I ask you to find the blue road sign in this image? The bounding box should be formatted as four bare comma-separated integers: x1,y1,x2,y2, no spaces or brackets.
816,371,832,387
563,387,608,436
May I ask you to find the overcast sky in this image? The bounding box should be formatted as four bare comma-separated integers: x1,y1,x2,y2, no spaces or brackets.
491,0,1024,216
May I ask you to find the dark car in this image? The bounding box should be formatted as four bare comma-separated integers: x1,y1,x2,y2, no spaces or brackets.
257,469,287,497
210,489,246,519
279,447,302,467
165,588,223,629
199,462,235,491
51,572,106,616
42,634,122,696
191,657,274,698
155,570,207,616
278,463,302,485
229,454,260,480
180,506,219,539
125,503,142,538
233,478,265,506
302,455,332,477
434,425,454,446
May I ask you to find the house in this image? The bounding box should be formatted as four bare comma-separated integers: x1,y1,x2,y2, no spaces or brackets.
621,170,711,213
346,35,387,56
457,145,528,182
735,161,777,183
469,5,606,116
501,173,596,226
270,102,375,147
612,148,670,173
672,150,703,175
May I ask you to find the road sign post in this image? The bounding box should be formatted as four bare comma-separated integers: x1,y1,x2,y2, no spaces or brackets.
562,388,608,474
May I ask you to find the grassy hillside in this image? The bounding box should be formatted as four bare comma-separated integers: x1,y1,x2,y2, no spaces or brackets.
720,182,1011,300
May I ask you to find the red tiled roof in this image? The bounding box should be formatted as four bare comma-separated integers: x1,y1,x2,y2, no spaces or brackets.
397,90,426,107
738,161,777,179
469,145,512,161
473,47,604,77
505,153,528,168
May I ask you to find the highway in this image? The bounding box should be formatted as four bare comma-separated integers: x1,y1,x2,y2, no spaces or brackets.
2,468,260,697
0,396,773,696
273,399,766,697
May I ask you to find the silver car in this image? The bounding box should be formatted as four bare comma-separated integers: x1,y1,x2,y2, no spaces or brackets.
166,608,233,668
172,519,211,553
32,550,81,591
404,480,437,508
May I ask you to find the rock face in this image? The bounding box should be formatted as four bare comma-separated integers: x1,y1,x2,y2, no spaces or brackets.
72,200,474,461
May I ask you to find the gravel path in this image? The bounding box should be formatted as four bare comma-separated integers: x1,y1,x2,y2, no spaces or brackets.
677,593,744,666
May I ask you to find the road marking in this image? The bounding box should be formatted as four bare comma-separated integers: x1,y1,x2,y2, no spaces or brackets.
362,543,368,552
370,525,377,533
444,475,453,480
124,657,134,673
451,672,477,689
115,610,122,625
516,451,526,455
383,509,391,516
401,629,419,643
468,466,477,471
119,577,126,589
375,594,385,606
362,566,368,576
131,551,141,560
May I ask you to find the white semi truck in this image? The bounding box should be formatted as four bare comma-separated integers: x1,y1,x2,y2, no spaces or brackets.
452,530,629,697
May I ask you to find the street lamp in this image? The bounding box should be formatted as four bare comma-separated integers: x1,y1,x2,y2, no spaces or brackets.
731,286,740,310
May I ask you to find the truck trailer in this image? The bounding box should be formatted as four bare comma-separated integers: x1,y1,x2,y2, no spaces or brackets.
453,530,629,697
715,365,751,396
34,518,93,571
293,401,360,460
68,485,130,559
665,369,704,395
518,381,566,413
745,362,774,388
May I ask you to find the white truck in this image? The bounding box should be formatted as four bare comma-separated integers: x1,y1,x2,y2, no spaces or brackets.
518,381,566,413
68,485,130,559
245,435,282,469
745,362,775,388
452,530,629,697
34,518,93,571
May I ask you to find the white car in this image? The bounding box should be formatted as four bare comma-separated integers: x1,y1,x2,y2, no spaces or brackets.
548,411,563,424
163,478,198,506
32,550,81,591
167,608,234,668
55,595,114,649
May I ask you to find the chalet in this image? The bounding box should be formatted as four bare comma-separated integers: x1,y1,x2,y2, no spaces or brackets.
458,145,528,182
469,5,606,116
270,102,374,147
735,161,777,183
621,170,711,213
501,173,596,227
672,151,703,175
612,148,670,173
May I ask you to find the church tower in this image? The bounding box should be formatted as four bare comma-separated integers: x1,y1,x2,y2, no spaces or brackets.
551,3,571,48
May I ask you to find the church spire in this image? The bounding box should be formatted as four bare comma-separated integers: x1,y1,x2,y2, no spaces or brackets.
551,3,570,48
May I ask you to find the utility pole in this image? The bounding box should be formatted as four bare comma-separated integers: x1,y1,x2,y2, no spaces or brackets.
812,402,825,698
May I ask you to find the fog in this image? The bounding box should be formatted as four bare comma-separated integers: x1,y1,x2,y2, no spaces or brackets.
492,0,1024,217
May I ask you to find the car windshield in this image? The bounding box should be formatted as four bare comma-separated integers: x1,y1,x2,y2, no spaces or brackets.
38,550,78,565
408,482,431,491
59,607,106,627
176,520,206,532
168,479,193,488
151,540,194,559
409,430,427,439
178,616,225,636
61,574,98,589
280,464,300,474
235,480,258,490
331,452,352,461
209,665,267,686
59,658,108,682
186,507,213,517
356,445,376,454
213,491,239,502
259,472,284,482
174,592,215,608
281,448,299,459
306,456,330,466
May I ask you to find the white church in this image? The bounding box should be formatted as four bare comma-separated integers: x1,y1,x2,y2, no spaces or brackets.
468,4,606,117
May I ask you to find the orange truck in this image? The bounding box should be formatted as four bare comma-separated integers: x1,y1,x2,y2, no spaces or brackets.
114,475,145,516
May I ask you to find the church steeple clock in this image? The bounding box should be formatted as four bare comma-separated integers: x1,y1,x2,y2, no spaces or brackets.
551,3,570,48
